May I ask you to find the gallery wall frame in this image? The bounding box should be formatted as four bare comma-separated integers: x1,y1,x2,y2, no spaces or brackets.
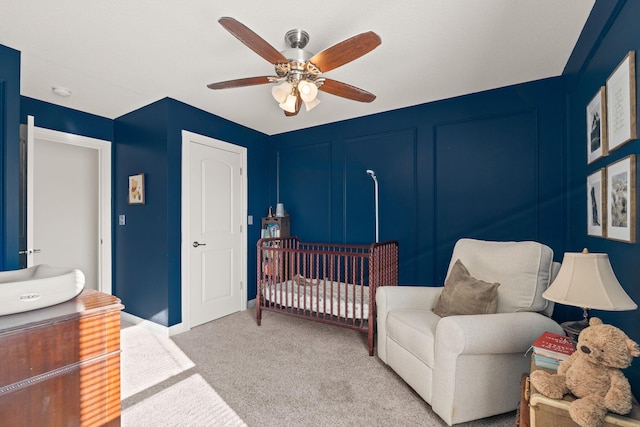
587,87,607,164
606,51,636,151
606,155,635,243
587,168,606,238
128,173,145,205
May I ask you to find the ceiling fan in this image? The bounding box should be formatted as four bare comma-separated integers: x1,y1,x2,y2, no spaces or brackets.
207,17,381,116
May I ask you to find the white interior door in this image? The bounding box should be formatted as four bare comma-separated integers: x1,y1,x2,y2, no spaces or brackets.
22,116,112,293
182,131,247,329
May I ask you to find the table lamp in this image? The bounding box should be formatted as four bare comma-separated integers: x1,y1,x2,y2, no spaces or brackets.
542,248,637,341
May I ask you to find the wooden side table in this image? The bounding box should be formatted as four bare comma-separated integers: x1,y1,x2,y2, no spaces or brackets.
261,215,290,237
516,373,531,427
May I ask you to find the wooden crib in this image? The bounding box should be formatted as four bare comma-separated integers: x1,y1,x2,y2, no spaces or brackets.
256,237,399,355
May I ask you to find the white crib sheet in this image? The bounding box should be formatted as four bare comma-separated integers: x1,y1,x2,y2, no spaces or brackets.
263,276,369,319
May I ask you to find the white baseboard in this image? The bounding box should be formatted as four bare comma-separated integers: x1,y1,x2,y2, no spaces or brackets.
120,311,188,337
121,304,253,337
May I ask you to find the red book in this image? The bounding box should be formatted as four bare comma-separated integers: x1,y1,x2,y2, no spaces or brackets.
531,331,575,360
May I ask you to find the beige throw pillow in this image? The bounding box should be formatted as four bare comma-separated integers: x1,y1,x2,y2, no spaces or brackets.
432,259,500,317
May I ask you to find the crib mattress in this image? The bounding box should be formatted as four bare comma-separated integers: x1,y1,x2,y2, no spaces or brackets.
263,276,370,319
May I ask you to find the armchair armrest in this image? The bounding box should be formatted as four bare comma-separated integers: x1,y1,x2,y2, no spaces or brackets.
435,311,563,356
376,285,442,313
376,285,442,361
431,312,563,424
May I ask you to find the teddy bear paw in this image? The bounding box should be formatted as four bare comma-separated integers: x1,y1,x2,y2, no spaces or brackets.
569,396,607,427
529,370,568,399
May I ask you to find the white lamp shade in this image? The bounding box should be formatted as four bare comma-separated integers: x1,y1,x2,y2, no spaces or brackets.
271,82,293,104
303,97,321,111
543,251,637,311
297,80,318,102
279,94,298,113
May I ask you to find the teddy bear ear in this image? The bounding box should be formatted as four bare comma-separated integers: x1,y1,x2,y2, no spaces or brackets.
589,317,603,326
628,339,640,357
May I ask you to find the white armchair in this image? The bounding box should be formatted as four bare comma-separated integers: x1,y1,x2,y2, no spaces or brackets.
376,238,564,425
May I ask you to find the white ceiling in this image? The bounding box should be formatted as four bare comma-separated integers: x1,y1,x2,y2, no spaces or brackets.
1,1,594,136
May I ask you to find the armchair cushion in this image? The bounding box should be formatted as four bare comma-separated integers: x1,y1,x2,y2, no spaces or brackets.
432,259,500,317
446,238,553,313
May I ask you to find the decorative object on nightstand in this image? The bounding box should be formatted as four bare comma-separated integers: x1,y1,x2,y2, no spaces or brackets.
542,249,637,341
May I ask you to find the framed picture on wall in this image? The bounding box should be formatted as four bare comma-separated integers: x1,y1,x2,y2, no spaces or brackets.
587,168,606,237
586,87,607,164
128,173,145,205
606,155,635,243
606,51,637,151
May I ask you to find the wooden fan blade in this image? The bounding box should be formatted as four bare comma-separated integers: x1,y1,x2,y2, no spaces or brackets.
319,79,376,102
308,32,381,73
207,76,274,90
219,17,287,65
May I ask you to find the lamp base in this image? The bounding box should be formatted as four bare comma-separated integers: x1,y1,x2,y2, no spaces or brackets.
561,319,590,343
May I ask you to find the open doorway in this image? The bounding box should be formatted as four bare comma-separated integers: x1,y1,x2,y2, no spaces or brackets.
19,116,112,293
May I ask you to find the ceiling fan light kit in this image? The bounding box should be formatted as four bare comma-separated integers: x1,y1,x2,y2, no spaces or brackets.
279,94,298,113
208,17,381,116
298,80,318,102
271,81,293,104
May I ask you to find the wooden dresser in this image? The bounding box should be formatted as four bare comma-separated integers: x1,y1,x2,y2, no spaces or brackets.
0,290,123,426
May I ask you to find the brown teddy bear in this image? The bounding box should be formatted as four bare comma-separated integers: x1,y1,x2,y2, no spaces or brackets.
530,317,640,427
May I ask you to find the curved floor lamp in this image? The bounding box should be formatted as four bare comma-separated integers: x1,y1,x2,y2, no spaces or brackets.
366,169,379,243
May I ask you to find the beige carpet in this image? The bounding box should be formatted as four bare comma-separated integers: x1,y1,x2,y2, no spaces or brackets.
120,325,246,426
121,308,517,426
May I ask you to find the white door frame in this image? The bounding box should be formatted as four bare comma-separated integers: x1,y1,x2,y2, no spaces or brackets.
25,116,112,294
180,130,247,332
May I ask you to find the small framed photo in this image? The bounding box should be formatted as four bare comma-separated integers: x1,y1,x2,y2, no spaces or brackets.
587,168,606,238
606,155,635,243
128,173,145,205
586,87,607,164
606,51,637,151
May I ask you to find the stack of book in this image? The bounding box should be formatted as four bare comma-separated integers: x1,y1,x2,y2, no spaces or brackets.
261,223,280,238
530,331,576,370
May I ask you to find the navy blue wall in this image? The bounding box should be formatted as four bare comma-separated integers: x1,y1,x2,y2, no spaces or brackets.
270,77,567,285
564,0,640,394
20,97,114,141
114,99,171,325
0,45,21,271
114,98,269,326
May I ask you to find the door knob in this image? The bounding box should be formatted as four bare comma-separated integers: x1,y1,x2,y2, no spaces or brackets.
193,241,207,248
18,249,42,255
